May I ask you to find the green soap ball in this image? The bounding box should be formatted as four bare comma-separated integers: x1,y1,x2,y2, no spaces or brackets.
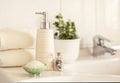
23,60,46,76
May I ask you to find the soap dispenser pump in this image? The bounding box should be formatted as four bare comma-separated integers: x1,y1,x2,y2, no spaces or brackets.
35,12,50,29
35,12,55,70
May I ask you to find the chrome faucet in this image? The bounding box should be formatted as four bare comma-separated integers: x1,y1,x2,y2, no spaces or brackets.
93,35,116,56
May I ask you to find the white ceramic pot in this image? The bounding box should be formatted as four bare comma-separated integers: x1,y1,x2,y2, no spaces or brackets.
54,38,80,64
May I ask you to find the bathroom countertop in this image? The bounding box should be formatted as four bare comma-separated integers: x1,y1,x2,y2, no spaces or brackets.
1,67,120,82
0,67,66,82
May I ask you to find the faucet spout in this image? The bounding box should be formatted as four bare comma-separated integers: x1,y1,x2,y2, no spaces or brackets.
103,46,116,55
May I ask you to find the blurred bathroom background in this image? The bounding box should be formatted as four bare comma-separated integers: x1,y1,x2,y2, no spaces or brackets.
0,0,119,48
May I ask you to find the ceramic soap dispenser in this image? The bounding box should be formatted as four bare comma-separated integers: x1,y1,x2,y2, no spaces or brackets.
36,12,55,70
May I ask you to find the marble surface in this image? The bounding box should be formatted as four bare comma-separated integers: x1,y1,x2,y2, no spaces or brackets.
1,67,120,82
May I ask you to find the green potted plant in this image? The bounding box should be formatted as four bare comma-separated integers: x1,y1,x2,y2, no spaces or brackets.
53,13,80,63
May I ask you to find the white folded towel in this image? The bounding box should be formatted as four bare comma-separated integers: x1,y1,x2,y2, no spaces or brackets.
0,29,33,50
0,49,34,67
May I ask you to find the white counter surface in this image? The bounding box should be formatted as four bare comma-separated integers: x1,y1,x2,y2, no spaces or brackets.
1,67,120,82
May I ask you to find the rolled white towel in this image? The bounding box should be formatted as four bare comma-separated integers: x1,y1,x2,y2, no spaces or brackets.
0,49,34,67
0,29,33,50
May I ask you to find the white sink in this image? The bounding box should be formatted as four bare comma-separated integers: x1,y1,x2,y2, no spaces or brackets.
63,49,120,75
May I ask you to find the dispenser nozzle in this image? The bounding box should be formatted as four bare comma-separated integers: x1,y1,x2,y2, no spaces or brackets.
35,12,50,29
35,12,48,22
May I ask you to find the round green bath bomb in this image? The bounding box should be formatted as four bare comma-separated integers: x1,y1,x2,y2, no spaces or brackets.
23,60,46,76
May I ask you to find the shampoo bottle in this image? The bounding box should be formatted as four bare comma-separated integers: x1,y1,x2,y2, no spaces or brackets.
36,12,55,70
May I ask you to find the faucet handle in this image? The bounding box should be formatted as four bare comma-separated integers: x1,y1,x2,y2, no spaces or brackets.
94,35,111,46
99,35,110,42
95,35,111,42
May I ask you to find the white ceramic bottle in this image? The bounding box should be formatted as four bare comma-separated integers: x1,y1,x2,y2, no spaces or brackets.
36,12,55,70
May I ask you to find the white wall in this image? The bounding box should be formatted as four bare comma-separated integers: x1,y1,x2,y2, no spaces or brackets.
95,0,120,46
0,0,119,48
